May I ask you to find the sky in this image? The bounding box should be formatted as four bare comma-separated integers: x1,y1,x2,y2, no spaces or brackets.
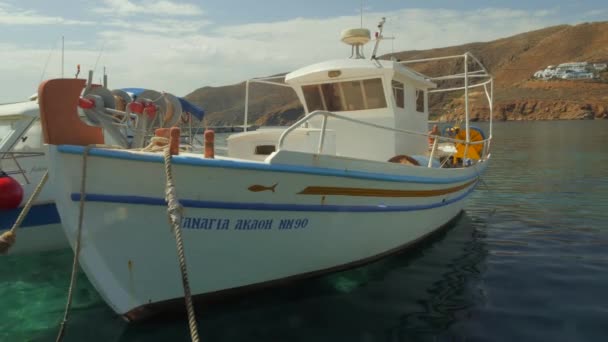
0,0,606,102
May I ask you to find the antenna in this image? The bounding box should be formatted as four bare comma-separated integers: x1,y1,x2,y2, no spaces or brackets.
360,0,363,27
39,38,59,83
383,36,396,56
103,66,108,88
61,36,64,78
93,42,106,76
370,17,386,60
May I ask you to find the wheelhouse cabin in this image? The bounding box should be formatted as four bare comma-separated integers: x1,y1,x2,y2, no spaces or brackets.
227,59,436,163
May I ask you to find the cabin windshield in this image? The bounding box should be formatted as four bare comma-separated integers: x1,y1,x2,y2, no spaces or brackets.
302,78,387,112
11,119,42,152
0,120,16,145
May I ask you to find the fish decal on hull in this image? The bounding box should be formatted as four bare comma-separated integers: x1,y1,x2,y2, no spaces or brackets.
248,183,278,193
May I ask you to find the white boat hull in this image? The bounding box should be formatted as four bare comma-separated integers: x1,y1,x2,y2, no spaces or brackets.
1,153,68,254
49,145,487,319
0,207,65,254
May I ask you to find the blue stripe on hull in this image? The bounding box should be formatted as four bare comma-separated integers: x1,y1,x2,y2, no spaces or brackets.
71,184,476,212
0,203,61,230
57,145,484,185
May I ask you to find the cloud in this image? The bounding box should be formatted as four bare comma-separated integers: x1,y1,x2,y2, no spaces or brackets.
215,7,565,65
583,9,608,17
106,18,211,34
0,2,93,25
80,7,564,97
93,0,203,17
1,6,601,103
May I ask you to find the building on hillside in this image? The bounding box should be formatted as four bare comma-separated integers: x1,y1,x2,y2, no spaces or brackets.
533,61,603,80
593,63,607,71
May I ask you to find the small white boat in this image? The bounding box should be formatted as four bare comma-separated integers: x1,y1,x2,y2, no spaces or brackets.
0,99,65,254
0,86,204,254
38,21,494,320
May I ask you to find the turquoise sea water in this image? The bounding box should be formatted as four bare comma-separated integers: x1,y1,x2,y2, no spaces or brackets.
2,121,608,341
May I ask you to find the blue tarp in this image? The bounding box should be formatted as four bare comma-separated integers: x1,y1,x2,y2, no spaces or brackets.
121,88,204,120
177,97,205,121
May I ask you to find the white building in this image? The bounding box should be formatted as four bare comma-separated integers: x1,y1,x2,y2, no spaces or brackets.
533,61,603,80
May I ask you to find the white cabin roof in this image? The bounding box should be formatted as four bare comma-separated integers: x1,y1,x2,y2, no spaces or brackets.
285,59,436,88
0,100,39,120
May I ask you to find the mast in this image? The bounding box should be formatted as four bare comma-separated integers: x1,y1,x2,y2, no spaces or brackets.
370,17,386,60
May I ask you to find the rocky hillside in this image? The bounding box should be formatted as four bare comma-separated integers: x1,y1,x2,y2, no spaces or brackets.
184,75,302,126
185,21,608,125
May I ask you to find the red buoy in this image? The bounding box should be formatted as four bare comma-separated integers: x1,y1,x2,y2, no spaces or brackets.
0,173,23,211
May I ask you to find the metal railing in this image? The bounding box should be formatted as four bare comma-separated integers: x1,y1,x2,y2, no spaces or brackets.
399,52,494,144
277,110,490,168
242,52,494,167
243,75,292,133
0,151,44,184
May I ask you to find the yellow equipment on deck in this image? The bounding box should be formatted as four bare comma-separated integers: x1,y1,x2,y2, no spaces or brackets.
453,126,485,160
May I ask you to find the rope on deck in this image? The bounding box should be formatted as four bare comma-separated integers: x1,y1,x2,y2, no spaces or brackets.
0,171,49,254
162,145,200,342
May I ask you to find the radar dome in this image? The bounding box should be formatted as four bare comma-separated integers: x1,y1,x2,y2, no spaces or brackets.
340,28,371,46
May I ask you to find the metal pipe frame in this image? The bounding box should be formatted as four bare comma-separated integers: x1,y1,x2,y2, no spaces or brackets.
242,76,293,132
277,110,491,167
250,52,494,167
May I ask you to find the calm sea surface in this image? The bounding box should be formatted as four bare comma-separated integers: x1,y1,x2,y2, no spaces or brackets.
1,121,607,341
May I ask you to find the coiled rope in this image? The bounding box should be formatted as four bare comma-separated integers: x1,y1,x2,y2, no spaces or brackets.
162,145,200,342
0,171,49,254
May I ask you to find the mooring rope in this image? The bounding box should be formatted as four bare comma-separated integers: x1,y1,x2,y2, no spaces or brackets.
471,161,497,220
49,141,198,341
162,145,200,342
55,144,94,342
0,171,49,254
142,136,169,152
55,144,121,342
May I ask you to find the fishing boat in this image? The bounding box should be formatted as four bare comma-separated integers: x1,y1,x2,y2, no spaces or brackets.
37,20,494,320
0,98,65,254
0,86,204,254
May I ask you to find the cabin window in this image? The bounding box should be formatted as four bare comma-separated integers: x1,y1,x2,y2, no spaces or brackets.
320,83,345,111
301,78,387,112
302,85,324,112
254,145,276,155
340,81,365,111
362,79,387,109
415,88,425,113
392,80,404,108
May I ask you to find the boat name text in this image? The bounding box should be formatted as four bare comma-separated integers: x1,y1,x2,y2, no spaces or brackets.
182,217,309,230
